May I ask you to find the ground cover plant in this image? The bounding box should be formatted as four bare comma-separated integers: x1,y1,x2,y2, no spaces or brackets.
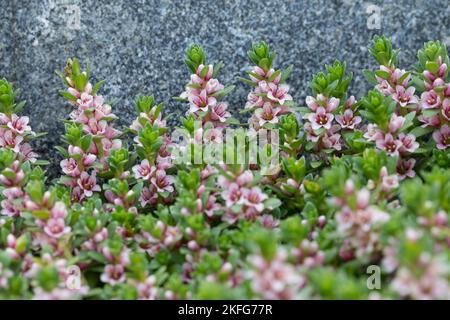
0,36,449,299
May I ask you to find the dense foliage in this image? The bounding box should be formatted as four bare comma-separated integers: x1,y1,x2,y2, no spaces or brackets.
0,36,449,299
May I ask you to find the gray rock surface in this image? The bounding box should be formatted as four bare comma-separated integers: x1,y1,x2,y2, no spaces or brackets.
0,0,449,176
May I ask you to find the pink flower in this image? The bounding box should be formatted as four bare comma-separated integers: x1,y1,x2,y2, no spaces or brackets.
236,170,254,186
307,107,334,130
305,95,322,112
258,214,280,229
335,109,361,129
77,172,101,197
445,83,450,96
0,129,23,152
425,78,446,91
132,159,154,180
245,92,264,109
322,132,342,151
60,158,80,177
392,86,418,107
421,91,441,109
77,92,94,110
376,79,395,96
250,66,279,84
70,186,83,202
376,133,402,156
44,218,71,238
139,186,158,207
137,276,158,300
7,114,32,134
84,119,108,136
380,167,399,192
150,170,174,193
82,154,97,166
203,195,221,218
101,138,122,152
325,97,340,113
51,202,68,219
364,124,383,142
68,145,83,156
398,133,419,154
19,143,38,163
1,188,23,217
242,187,268,212
203,127,223,143
254,104,281,126
388,114,406,133
391,68,410,87
0,161,24,187
266,83,292,105
0,113,10,125
306,95,339,112
188,90,217,114
396,158,416,180
344,96,356,109
304,122,319,142
419,114,441,128
221,183,243,207
205,79,224,94
247,250,305,299
196,64,213,81
100,264,126,285
432,125,450,150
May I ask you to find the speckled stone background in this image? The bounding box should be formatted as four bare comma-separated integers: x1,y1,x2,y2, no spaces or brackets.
0,0,449,175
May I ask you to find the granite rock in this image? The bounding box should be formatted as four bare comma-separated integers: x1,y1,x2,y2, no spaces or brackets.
0,0,449,176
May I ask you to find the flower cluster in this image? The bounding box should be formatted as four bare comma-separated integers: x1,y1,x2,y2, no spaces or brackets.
0,38,449,300
334,180,390,260
0,80,41,219
217,166,273,224
369,36,418,109
362,93,419,178
180,45,233,127
130,96,175,208
416,41,450,150
0,79,37,162
300,62,362,160
57,59,122,202
246,249,305,299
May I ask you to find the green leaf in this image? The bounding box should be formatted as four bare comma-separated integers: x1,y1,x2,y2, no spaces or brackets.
237,77,257,87
374,70,391,80
59,90,77,101
80,135,93,151
33,160,50,166
210,85,235,100
212,61,223,78
425,61,439,73
409,126,433,138
264,198,281,210
87,251,108,263
311,161,323,169
54,146,69,157
31,209,50,220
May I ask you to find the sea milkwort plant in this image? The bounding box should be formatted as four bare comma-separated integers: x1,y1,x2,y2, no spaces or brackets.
0,36,449,300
